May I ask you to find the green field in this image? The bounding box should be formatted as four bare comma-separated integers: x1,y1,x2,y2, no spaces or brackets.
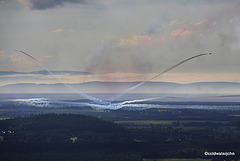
115,120,174,125
115,120,227,126
229,114,240,117
0,117,10,120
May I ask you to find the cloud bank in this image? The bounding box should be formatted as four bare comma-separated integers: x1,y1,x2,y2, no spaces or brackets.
1,0,240,84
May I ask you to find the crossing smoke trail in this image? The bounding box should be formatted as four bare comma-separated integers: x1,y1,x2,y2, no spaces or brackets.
16,50,212,110
16,50,110,105
109,53,212,101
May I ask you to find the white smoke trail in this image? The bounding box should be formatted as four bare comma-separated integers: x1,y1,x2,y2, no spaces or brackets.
85,97,160,110
16,50,212,110
17,50,159,109
109,53,212,101
16,50,110,105
120,97,159,105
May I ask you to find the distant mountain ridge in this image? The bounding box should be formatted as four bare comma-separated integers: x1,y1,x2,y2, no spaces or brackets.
0,81,240,94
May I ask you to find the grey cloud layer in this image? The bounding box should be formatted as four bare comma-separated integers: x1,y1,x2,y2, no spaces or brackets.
1,0,240,74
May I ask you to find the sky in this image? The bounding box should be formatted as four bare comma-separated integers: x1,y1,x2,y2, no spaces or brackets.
0,0,240,86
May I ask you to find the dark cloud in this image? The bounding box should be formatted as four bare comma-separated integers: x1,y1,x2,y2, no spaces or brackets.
28,0,86,10
0,71,25,76
0,57,12,64
0,70,95,76
28,70,95,75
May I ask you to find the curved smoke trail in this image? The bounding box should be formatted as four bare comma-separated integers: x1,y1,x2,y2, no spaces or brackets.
109,53,212,101
17,50,212,110
85,97,160,110
16,50,110,105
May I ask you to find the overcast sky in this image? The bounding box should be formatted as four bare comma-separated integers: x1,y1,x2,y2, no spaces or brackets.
0,0,240,85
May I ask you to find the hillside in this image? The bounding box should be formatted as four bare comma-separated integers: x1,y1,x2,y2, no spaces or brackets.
1,81,240,94
0,113,128,143
0,113,240,161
